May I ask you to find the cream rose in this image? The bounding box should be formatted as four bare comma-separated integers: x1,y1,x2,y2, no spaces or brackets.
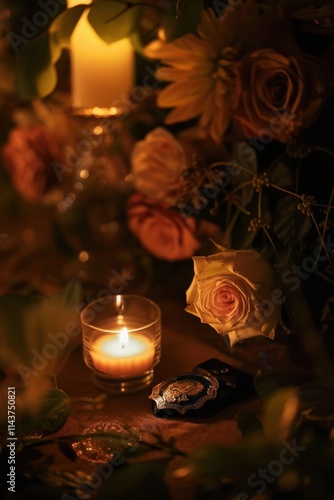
186,245,281,345
233,49,325,143
127,193,199,261
131,128,189,206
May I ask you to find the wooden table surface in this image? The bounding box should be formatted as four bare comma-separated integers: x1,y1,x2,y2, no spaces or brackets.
52,298,275,500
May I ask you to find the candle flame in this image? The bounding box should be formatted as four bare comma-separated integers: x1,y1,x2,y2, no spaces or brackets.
119,327,128,349
115,294,124,314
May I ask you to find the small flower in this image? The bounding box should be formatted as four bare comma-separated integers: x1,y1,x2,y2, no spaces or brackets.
247,218,271,232
2,126,62,201
297,194,316,216
186,244,281,345
127,194,199,261
252,173,271,192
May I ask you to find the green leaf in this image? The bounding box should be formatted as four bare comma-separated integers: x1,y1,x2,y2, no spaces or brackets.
50,4,87,49
16,32,59,101
0,295,34,363
16,5,86,100
299,381,334,423
186,444,237,479
88,1,143,44
272,196,312,247
22,484,68,500
162,0,204,42
237,411,264,438
186,441,275,479
35,388,71,435
98,459,170,499
0,282,81,372
254,369,280,399
262,387,300,442
58,280,82,309
270,160,293,188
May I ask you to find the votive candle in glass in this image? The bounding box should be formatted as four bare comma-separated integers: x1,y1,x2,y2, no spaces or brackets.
80,294,161,393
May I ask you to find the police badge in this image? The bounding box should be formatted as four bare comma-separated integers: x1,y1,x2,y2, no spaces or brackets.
149,358,254,418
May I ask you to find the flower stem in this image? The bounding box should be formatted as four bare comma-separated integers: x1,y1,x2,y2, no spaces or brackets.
224,208,241,244
269,183,302,200
311,145,334,159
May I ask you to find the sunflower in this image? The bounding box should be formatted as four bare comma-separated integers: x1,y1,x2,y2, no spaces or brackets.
145,9,240,143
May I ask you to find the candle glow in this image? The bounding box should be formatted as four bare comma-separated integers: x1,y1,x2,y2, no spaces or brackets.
119,327,128,348
67,0,135,109
91,327,155,378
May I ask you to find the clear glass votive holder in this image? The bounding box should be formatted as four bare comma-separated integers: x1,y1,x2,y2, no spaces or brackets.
80,294,161,393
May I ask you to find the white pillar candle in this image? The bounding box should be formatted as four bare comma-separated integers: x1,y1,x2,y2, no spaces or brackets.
67,0,135,109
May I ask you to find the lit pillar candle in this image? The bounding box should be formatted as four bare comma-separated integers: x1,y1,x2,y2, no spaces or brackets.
67,0,135,109
91,328,155,378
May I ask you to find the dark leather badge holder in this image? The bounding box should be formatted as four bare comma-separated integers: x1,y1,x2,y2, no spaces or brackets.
149,358,254,418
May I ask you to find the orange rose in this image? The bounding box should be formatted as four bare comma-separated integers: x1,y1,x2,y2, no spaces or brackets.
2,126,62,201
127,194,199,261
233,49,325,143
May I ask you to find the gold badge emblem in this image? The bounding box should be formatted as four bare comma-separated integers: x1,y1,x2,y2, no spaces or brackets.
163,379,204,403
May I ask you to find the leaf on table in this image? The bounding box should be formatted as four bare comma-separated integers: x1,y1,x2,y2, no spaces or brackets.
34,388,71,435
299,381,334,422
21,483,69,500
98,459,170,500
236,411,264,438
186,444,234,479
262,387,300,442
254,369,280,399
0,281,81,375
186,437,297,486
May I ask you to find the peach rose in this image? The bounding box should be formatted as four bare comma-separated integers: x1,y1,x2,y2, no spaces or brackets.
127,193,199,261
233,49,325,143
131,128,189,206
186,245,281,345
2,126,62,201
